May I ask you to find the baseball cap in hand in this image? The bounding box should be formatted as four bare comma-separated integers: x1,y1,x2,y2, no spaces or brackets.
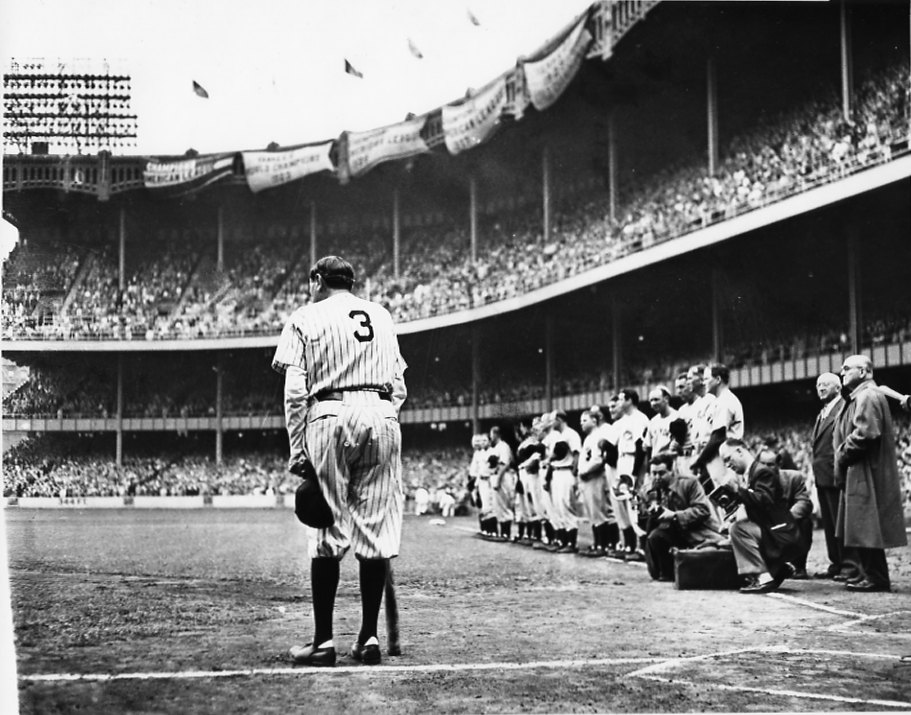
291,458,334,528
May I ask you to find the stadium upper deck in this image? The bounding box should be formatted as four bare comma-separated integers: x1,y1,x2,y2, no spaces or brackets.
3,0,911,439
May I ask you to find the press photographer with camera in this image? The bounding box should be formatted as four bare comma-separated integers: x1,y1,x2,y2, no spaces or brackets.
717,439,801,594
642,453,722,582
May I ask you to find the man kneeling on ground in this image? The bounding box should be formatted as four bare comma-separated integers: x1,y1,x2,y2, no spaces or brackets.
718,439,802,594
643,452,722,581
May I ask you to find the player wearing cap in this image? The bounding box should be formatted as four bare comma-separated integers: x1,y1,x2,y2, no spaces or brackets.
542,410,582,553
273,255,407,667
489,425,517,541
577,406,615,557
612,389,650,560
514,419,544,544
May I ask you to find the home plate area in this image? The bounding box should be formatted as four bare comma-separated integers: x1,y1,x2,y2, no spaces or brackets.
632,647,911,709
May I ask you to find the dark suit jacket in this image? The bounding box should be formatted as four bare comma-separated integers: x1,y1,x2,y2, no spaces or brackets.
811,397,843,488
737,461,800,569
779,468,813,522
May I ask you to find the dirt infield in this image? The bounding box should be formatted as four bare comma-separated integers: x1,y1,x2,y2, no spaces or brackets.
6,509,911,713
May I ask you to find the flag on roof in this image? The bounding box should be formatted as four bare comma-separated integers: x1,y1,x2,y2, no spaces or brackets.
192,80,209,98
344,59,364,78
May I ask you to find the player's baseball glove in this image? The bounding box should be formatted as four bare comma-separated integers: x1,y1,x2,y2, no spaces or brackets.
290,458,334,529
551,440,570,461
486,453,500,469
598,438,618,468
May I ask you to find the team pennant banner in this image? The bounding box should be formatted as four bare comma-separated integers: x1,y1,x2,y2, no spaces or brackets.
442,75,508,155
143,153,235,195
523,16,592,111
342,114,430,180
242,142,335,193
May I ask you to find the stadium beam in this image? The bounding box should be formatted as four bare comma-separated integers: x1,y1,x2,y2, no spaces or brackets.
116,354,123,467
545,311,554,411
711,265,723,363
608,113,617,225
215,356,224,465
471,325,480,433
217,206,225,272
840,0,854,123
118,207,126,291
611,295,622,393
707,57,719,177
847,230,861,353
542,145,551,246
309,201,317,268
469,175,478,263
393,187,401,279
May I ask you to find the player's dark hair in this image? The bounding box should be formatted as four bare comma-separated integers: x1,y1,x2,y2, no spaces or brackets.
310,255,355,289
620,389,639,406
649,452,675,470
708,362,730,383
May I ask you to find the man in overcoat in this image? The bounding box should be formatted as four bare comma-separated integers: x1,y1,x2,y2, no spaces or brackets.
834,355,908,592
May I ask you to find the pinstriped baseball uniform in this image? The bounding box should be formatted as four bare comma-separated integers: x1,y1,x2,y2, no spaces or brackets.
273,291,407,560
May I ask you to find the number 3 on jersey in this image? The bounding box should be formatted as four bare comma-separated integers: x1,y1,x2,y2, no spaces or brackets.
349,310,375,342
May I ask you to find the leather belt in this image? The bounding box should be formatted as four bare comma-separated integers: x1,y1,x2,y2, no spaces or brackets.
312,388,392,403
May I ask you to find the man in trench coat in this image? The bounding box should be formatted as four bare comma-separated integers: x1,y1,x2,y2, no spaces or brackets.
834,355,908,592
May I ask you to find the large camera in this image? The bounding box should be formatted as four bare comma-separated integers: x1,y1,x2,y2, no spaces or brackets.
708,484,741,518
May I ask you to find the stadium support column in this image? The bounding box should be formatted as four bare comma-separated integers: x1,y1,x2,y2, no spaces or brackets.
545,311,554,412
309,201,317,268
393,188,401,280
469,175,478,263
608,113,617,225
840,0,854,123
118,207,126,291
706,57,719,177
215,356,224,466
711,266,723,362
611,295,622,393
216,206,224,273
542,146,551,245
115,354,123,468
847,231,861,353
471,324,480,434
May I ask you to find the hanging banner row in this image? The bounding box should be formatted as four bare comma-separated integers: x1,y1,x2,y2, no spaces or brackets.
143,11,594,196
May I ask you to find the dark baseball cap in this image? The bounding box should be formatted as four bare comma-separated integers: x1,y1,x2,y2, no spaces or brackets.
310,255,355,288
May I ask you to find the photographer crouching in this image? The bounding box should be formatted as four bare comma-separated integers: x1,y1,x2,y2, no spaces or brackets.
642,453,723,581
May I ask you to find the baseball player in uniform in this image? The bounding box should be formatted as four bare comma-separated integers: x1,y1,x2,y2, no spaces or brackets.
644,386,679,462
577,406,614,557
692,363,744,489
612,390,650,559
513,420,541,544
469,433,496,537
542,410,582,553
488,426,516,540
517,416,549,546
685,364,717,492
273,255,407,668
673,372,698,474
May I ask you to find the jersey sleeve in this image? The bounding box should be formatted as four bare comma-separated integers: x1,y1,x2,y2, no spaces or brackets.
272,316,306,375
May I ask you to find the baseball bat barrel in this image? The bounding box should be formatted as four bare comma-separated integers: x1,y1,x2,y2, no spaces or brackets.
384,561,401,656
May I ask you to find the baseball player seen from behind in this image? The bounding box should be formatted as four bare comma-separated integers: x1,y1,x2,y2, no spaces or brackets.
272,255,407,668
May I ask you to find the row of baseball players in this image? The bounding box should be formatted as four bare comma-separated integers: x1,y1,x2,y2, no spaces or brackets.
467,363,743,558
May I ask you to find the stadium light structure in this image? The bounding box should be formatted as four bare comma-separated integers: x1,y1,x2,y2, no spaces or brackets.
2,57,138,156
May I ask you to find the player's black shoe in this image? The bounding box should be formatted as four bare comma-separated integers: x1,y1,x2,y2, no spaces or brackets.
289,642,336,667
351,639,382,665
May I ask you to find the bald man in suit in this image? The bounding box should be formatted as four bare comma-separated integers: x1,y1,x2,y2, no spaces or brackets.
810,372,856,580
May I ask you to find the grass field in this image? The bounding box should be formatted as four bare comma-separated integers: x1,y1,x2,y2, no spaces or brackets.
5,508,911,714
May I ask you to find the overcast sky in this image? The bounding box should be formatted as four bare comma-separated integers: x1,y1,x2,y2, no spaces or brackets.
1,0,593,155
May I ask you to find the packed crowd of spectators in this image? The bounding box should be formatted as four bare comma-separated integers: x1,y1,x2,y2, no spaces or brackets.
2,438,295,498
3,64,908,342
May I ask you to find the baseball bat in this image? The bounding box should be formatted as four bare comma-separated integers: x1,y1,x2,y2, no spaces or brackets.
384,561,401,656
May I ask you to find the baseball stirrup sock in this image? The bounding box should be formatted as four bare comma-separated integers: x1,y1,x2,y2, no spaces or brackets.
358,558,387,644
311,557,340,645
606,523,619,549
568,529,577,547
592,526,600,549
